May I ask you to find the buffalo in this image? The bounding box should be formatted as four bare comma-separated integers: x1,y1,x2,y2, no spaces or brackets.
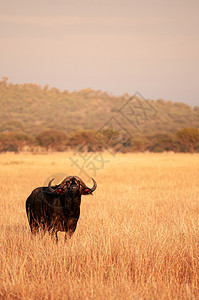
26,176,97,241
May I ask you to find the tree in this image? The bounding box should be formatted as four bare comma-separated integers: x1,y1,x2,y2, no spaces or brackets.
0,132,34,153
147,133,177,152
67,130,101,151
176,128,199,153
36,130,67,151
128,136,150,152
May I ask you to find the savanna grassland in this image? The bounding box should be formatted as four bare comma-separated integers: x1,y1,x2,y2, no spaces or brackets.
0,152,199,300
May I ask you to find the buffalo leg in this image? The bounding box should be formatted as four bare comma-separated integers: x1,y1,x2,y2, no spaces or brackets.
65,221,77,241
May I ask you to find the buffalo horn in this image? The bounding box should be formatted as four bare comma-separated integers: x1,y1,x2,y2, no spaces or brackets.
48,178,63,193
90,178,97,192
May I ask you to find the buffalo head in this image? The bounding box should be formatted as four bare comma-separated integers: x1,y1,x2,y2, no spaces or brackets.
47,176,97,196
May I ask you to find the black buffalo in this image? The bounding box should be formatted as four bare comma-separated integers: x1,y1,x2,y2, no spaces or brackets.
26,176,97,241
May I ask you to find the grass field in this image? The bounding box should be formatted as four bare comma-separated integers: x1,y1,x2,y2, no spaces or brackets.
0,152,199,300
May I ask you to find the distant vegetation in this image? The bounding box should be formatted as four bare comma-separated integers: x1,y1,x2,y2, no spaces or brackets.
0,77,199,153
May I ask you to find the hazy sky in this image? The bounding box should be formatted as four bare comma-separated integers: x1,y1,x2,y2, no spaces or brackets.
1,0,199,106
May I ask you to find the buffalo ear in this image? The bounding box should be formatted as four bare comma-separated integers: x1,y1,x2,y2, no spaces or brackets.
82,188,92,195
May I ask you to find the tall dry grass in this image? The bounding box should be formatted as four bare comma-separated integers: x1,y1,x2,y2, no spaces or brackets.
0,152,199,299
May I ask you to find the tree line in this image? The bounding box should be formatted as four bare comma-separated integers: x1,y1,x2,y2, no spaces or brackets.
0,128,199,153
0,77,199,153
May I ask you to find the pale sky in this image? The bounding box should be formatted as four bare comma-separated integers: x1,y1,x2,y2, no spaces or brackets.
1,0,199,106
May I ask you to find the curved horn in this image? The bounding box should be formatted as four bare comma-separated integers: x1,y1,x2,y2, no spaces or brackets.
48,176,74,193
90,178,97,192
48,178,64,193
48,178,56,193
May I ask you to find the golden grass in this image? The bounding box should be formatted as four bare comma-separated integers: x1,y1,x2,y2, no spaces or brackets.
0,152,199,299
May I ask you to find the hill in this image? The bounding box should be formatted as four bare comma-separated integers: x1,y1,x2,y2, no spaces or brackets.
0,77,199,152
